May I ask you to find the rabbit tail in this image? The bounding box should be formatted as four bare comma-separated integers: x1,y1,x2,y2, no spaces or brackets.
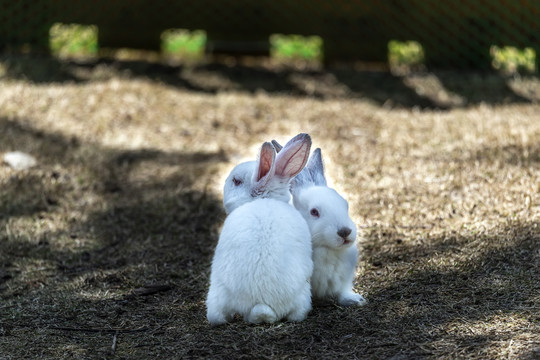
247,304,278,324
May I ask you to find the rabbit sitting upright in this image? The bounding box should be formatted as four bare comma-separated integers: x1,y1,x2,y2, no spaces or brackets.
206,134,314,326
273,141,367,307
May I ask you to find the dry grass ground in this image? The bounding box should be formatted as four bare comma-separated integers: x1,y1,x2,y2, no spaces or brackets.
0,55,539,359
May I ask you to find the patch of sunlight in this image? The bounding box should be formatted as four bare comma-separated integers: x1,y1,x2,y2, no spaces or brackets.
49,23,98,59
161,29,206,62
270,34,323,63
490,46,536,74
388,40,425,73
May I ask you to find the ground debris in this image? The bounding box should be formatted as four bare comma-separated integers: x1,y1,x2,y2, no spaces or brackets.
2,151,37,170
132,284,172,297
0,56,539,359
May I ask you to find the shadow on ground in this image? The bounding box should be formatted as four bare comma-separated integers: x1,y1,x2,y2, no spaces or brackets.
2,115,538,358
1,69,539,357
2,54,539,109
360,222,539,357
0,115,226,307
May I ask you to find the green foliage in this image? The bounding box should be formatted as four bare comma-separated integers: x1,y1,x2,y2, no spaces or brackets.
49,23,98,58
270,34,323,61
161,29,206,59
388,40,425,68
490,46,536,74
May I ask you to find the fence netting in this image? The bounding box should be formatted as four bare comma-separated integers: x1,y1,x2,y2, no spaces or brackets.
1,0,539,70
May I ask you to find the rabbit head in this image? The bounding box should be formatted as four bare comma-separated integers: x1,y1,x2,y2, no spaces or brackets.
223,133,311,214
293,185,357,248
288,147,357,249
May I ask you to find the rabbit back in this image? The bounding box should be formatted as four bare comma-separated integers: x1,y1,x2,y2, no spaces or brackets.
207,198,313,324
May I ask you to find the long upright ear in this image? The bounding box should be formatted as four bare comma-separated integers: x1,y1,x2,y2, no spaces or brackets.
291,147,326,192
306,148,327,186
251,142,276,193
274,133,311,179
271,140,283,153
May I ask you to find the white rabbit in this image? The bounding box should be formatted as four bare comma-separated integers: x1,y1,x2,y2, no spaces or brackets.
222,136,308,214
272,141,367,307
206,134,314,326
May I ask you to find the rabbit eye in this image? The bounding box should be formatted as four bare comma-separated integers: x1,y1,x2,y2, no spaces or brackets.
310,208,320,218
232,177,243,186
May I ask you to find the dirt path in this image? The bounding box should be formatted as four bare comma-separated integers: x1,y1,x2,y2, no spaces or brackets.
1,56,539,359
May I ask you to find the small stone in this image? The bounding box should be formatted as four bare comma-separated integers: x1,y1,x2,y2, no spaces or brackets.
3,151,37,170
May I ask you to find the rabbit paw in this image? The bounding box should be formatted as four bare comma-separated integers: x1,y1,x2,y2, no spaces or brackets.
338,292,367,307
207,309,234,326
286,308,309,322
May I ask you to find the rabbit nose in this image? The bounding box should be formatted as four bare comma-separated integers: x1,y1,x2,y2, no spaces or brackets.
337,227,352,239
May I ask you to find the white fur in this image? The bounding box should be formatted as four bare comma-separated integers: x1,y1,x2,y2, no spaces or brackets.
293,186,366,306
223,161,291,215
207,134,313,325
290,147,367,307
206,199,313,325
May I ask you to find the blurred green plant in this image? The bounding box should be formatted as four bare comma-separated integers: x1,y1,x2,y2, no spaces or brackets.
270,34,323,61
490,46,536,74
388,40,425,69
49,23,98,58
161,29,206,60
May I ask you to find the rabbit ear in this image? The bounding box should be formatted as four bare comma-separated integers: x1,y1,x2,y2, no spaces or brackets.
252,142,276,191
306,148,327,186
271,140,283,153
291,148,326,193
274,133,311,179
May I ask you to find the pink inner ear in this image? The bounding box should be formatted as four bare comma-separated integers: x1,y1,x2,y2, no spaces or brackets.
256,142,275,181
275,134,311,178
